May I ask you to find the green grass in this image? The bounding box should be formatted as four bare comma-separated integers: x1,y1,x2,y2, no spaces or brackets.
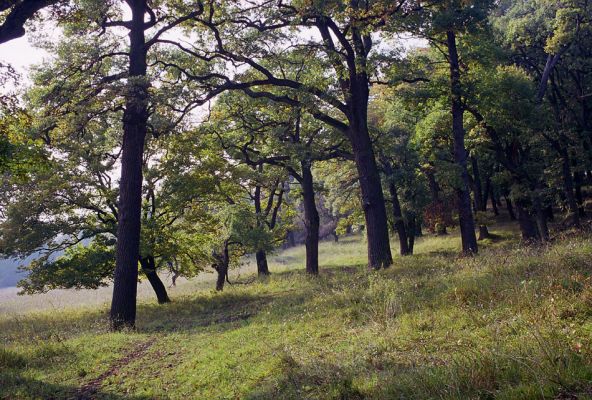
2,224,592,399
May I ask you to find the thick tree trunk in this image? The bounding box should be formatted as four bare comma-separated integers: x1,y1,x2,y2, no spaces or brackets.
534,195,550,241
301,160,320,275
478,225,490,241
214,242,230,291
515,200,540,241
215,263,228,291
560,148,580,225
110,0,148,331
447,30,478,255
140,256,170,304
348,106,393,269
255,250,270,276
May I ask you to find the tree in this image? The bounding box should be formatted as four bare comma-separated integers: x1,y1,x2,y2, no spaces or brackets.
162,1,407,269
210,91,348,274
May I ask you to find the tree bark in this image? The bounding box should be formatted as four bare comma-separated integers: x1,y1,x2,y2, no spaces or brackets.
515,200,539,241
388,178,410,256
348,104,393,269
447,30,478,255
300,160,320,274
110,0,148,331
139,256,170,304
407,213,416,254
382,159,410,255
488,180,499,216
471,156,490,240
255,250,270,276
214,243,230,291
253,178,270,276
533,194,550,241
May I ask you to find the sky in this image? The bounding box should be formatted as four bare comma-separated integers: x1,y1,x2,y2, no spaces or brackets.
1,36,48,75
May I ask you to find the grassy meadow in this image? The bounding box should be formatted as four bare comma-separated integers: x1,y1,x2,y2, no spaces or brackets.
2,223,592,399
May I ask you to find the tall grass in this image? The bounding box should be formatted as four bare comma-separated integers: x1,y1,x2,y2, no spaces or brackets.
1,226,592,399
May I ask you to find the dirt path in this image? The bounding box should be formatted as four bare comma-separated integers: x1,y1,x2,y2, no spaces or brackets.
71,339,155,400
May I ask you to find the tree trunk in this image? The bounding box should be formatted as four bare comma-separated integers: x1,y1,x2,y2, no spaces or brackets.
110,0,148,331
214,242,230,291
426,170,440,202
533,194,550,241
301,160,320,275
215,263,228,291
489,181,499,216
383,159,410,256
447,30,478,255
515,200,539,241
255,250,270,276
505,196,517,220
560,148,580,225
407,213,416,254
471,156,491,240
388,179,410,256
285,230,296,248
348,107,393,269
253,178,270,276
140,256,170,304
574,170,585,217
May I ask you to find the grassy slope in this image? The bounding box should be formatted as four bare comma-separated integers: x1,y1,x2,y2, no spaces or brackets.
2,224,592,399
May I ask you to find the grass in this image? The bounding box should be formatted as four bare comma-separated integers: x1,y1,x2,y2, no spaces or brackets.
1,223,592,399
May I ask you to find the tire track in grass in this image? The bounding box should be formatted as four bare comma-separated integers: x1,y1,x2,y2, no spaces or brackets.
71,338,155,400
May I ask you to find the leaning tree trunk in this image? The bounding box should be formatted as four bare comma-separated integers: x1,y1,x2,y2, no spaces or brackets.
301,160,320,274
110,0,148,331
505,196,517,220
388,179,410,256
140,256,170,304
383,159,410,255
348,100,393,269
447,30,478,254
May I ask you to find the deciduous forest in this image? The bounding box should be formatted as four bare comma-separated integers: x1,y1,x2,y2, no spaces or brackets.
1,0,592,399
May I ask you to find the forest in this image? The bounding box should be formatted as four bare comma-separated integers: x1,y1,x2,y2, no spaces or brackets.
1,0,592,399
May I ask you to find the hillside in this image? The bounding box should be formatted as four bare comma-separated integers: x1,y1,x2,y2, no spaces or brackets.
2,225,592,399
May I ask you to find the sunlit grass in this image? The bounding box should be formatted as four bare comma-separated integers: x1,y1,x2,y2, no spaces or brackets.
2,223,592,399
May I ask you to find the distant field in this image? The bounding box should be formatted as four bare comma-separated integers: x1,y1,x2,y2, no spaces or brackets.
2,225,592,399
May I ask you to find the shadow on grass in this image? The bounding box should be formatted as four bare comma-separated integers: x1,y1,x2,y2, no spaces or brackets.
0,375,156,399
0,347,157,400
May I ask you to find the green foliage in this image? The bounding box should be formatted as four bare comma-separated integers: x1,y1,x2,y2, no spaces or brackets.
18,236,115,294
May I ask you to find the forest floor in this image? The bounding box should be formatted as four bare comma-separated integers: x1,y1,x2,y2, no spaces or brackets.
2,221,592,399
